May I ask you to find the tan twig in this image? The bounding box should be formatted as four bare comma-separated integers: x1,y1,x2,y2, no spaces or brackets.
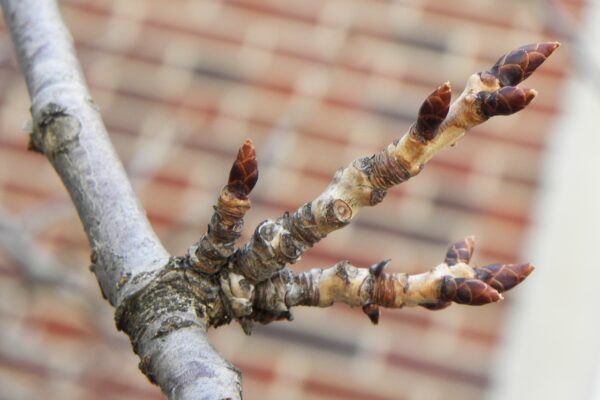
187,139,258,274
249,238,534,327
229,42,559,286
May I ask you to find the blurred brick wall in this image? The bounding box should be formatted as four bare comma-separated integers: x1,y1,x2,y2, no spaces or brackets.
0,0,581,399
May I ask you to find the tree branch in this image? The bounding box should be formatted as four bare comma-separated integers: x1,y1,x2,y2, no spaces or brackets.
250,238,534,325
1,1,241,398
230,42,559,287
217,43,558,331
186,139,258,275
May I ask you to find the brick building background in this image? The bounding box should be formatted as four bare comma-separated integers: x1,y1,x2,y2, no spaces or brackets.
0,1,583,399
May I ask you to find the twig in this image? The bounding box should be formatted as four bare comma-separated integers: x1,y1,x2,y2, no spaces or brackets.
186,139,258,274
248,238,533,327
230,43,558,286
217,43,557,331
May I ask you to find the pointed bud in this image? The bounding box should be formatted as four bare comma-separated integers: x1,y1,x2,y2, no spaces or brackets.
369,259,390,278
474,263,534,293
444,236,475,266
478,86,536,118
362,303,380,325
228,139,258,198
485,42,560,87
413,82,452,142
440,276,502,305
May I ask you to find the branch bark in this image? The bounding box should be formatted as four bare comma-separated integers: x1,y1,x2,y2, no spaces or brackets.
1,1,240,398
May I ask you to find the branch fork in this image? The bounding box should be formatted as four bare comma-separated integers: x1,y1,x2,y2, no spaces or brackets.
199,42,558,333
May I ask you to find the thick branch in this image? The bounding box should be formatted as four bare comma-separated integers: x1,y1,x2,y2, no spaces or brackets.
1,0,168,305
115,262,240,399
2,1,241,398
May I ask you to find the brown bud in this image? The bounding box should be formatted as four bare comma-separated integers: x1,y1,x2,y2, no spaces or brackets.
413,82,452,142
228,139,258,198
444,236,475,266
474,263,534,293
362,303,380,325
478,86,536,118
440,276,502,305
485,42,560,87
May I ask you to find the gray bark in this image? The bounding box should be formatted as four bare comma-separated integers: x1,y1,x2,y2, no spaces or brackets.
2,0,166,307
0,0,241,398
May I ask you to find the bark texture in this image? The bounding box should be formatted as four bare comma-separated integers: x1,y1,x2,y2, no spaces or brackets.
187,140,258,275
1,1,241,399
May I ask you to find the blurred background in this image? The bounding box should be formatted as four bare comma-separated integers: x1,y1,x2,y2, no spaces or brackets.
0,0,597,399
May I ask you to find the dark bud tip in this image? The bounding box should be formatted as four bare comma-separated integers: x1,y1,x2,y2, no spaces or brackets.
362,303,380,325
414,82,451,142
441,276,502,305
475,262,534,293
369,259,391,278
478,86,536,118
444,236,476,266
228,139,258,198
486,42,561,87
